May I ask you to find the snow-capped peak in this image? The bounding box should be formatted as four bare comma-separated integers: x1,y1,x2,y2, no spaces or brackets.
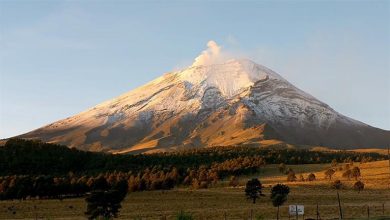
178,59,278,97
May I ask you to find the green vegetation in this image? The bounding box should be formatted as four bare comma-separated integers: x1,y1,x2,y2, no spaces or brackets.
85,179,128,220
175,211,193,220
244,178,264,204
0,139,384,176
270,184,290,220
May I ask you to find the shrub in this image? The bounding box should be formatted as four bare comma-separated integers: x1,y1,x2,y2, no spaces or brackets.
342,169,352,180
331,180,343,190
325,169,335,180
287,170,297,182
307,173,316,181
85,189,127,220
351,167,361,180
353,181,364,193
176,211,193,220
278,163,286,173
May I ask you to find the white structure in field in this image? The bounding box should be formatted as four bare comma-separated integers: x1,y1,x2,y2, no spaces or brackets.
289,205,304,215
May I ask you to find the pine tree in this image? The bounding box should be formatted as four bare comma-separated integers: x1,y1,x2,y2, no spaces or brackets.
245,178,264,204
270,184,290,220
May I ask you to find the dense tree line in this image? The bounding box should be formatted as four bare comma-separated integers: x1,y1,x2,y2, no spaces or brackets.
0,139,385,200
0,173,127,200
1,139,384,177
0,155,268,200
0,139,110,175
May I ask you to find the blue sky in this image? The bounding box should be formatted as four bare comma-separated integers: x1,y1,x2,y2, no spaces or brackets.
0,0,389,138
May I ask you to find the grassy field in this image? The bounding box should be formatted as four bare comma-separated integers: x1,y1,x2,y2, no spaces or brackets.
1,160,389,220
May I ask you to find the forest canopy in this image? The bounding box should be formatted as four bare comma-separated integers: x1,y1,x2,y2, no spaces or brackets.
0,138,384,176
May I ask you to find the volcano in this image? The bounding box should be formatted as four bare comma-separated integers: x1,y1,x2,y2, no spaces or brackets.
17,43,389,153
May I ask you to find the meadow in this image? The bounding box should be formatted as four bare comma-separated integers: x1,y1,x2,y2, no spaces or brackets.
1,160,389,220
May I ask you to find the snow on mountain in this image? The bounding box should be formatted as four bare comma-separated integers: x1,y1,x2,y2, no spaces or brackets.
17,42,389,153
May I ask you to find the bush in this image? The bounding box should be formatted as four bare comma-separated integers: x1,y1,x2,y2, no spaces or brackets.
85,190,126,220
331,180,343,190
351,167,361,180
353,181,364,193
342,169,352,180
176,211,193,220
325,169,335,180
307,173,316,181
278,163,286,173
287,170,297,182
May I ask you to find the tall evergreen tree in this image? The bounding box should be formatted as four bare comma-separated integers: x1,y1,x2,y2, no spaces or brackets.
270,184,290,220
245,178,264,204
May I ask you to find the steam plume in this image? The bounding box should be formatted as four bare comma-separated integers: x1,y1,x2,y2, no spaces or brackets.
192,41,230,67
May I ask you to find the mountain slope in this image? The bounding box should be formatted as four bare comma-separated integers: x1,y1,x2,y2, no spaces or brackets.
18,59,389,153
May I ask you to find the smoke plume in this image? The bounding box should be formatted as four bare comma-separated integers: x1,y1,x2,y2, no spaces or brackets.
191,40,231,67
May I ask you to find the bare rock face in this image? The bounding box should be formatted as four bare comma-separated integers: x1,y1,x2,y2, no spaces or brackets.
18,59,389,153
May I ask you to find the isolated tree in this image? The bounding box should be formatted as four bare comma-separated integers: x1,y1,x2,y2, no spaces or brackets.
85,180,128,220
353,180,364,193
270,184,290,220
351,167,361,180
344,163,351,171
325,169,336,180
342,169,352,180
331,159,338,167
331,180,343,190
245,178,264,204
278,163,286,174
331,180,343,219
287,170,297,182
307,173,316,181
85,190,123,219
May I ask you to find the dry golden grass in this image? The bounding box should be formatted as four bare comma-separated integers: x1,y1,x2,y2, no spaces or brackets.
349,149,389,155
261,160,390,190
0,160,389,220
